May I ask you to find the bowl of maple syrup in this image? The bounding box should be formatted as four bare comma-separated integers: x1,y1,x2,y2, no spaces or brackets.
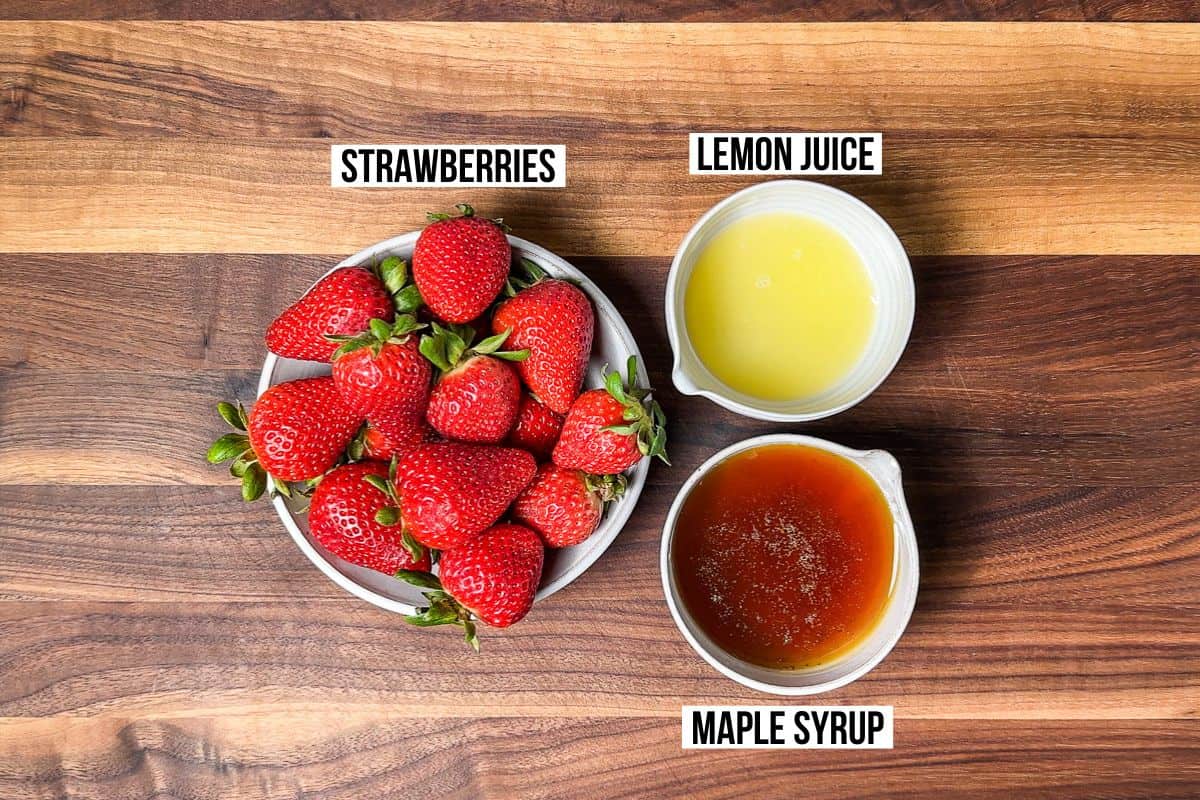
661,434,918,695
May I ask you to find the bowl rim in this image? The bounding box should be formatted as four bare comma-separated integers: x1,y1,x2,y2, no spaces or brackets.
259,231,650,615
665,179,915,422
659,433,920,695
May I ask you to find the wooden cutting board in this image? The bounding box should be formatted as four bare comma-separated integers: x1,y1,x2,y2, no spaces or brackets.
0,5,1196,798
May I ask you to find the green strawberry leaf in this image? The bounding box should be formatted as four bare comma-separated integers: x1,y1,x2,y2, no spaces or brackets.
419,332,452,372
592,356,671,467
604,367,629,405
395,569,443,590
346,427,366,461
404,606,460,626
647,426,670,465
463,619,480,652
375,506,400,526
492,348,530,362
217,401,246,431
272,476,293,498
394,283,424,314
520,258,546,283
444,325,470,367
401,531,426,563
330,336,374,360
241,464,267,502
472,329,511,354
229,455,252,478
378,256,407,295
427,203,475,223
391,313,425,338
363,473,391,495
207,433,250,464
369,317,393,342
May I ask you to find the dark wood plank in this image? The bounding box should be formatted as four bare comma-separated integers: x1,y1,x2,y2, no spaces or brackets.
0,601,1195,718
1,484,1197,605
1,366,1194,486
1,717,1197,800
1,0,1197,22
2,254,1196,373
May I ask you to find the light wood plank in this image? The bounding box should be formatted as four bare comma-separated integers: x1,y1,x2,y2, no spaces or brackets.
3,136,1199,256
2,24,1200,254
4,0,1200,23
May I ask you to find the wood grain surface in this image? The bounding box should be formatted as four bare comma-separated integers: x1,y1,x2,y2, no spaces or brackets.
3,24,1200,254
0,13,1197,800
3,0,1199,22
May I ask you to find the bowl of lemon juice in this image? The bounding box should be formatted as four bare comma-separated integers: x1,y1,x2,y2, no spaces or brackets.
666,181,913,421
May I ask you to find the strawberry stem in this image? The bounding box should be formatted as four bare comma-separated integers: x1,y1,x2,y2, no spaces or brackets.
419,322,528,374
329,314,426,359
371,256,424,313
597,356,670,466
208,400,276,501
363,473,426,562
584,472,629,502
396,570,482,652
503,257,548,297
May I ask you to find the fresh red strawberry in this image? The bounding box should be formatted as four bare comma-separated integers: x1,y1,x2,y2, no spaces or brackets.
492,261,594,414
349,419,433,463
507,394,563,460
330,316,432,443
206,376,363,497
421,323,528,444
553,356,669,474
308,461,431,575
513,464,626,547
398,523,544,648
412,204,511,324
266,267,393,362
396,443,536,549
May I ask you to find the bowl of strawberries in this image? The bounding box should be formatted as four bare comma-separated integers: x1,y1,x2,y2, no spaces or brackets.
206,205,667,649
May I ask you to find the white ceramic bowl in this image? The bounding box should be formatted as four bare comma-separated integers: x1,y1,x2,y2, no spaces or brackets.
260,233,650,615
666,180,915,422
660,434,919,695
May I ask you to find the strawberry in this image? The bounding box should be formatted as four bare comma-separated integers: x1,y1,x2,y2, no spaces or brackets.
265,258,415,362
206,376,363,498
491,260,594,414
330,315,432,443
396,443,536,549
308,461,431,575
513,464,626,548
506,394,563,460
420,323,528,444
412,204,511,324
348,419,433,463
552,356,669,474
398,523,544,649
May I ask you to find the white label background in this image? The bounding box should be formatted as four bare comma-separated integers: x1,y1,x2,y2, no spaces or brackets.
682,705,894,749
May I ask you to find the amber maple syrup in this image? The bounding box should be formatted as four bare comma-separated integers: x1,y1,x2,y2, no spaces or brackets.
671,444,895,670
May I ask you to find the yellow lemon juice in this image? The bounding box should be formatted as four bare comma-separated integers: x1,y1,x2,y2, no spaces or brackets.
684,212,876,402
